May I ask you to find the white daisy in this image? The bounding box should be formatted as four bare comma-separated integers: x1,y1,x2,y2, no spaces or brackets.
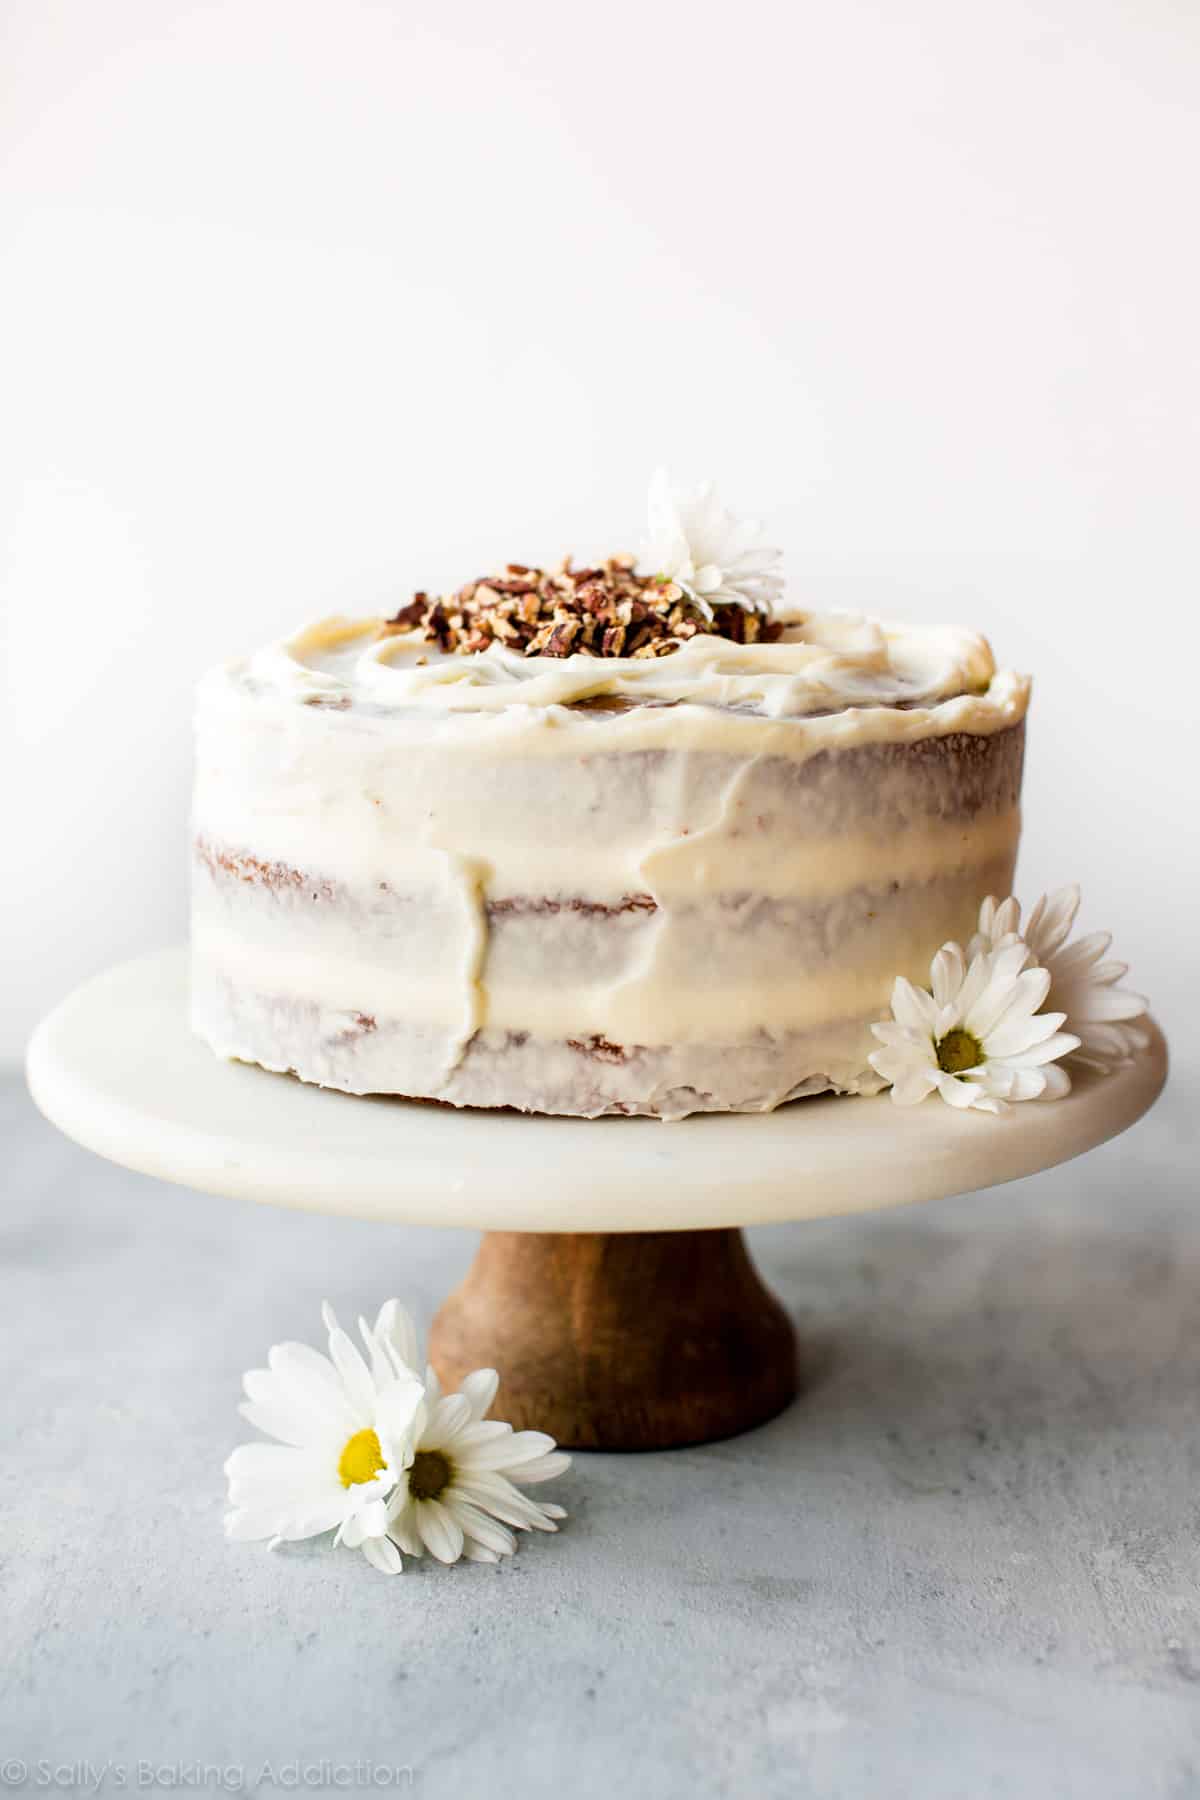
224,1299,426,1560
869,939,1080,1113
382,1366,569,1569
968,886,1149,1073
641,469,784,617
348,1309,570,1574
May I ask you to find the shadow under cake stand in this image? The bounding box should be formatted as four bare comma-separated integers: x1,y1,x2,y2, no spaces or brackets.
27,950,1168,1451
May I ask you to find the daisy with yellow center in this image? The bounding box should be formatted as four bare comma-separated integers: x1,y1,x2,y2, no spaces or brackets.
373,1362,570,1571
224,1299,426,1559
869,939,1080,1113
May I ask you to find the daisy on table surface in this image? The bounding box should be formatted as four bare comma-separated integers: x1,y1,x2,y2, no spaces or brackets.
225,1298,570,1577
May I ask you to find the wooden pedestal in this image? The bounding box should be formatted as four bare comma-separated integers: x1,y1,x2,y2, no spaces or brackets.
428,1227,798,1451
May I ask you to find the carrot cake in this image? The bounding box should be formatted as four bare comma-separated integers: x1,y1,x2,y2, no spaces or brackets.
190,480,1029,1118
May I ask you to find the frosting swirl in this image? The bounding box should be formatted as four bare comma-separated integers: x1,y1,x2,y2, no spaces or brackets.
232,607,1017,724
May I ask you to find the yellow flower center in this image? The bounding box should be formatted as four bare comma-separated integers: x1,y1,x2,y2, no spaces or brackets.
338,1428,387,1489
408,1449,452,1502
936,1028,983,1075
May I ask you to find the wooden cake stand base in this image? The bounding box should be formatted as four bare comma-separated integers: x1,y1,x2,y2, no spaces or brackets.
430,1228,796,1449
27,952,1167,1451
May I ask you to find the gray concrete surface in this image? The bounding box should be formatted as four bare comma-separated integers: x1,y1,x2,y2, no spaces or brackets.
3,1069,1198,1799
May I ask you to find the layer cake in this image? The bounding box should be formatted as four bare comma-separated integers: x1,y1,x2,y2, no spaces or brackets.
191,564,1029,1119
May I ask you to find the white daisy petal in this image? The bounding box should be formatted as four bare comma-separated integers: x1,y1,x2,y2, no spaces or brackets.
237,1399,314,1448
955,944,1007,1019
425,1393,474,1444
456,1429,557,1471
982,1006,1068,1061
444,1468,515,1508
375,1373,427,1446
325,1327,379,1425
870,1020,920,1048
992,896,1022,940
451,1475,562,1532
267,1345,357,1437
224,1440,300,1478
239,1369,322,1446
225,1507,291,1542
975,1061,1018,1089
338,1512,367,1549
1053,931,1111,974
225,1470,340,1511
453,1419,517,1447
999,1066,1047,1102
878,1064,939,1108
276,1497,355,1541
966,963,1049,1042
511,1451,573,1483
266,1347,349,1412
892,977,938,1034
458,1368,500,1422
1069,984,1149,1023
932,1071,982,1109
358,1314,393,1390
1026,885,1081,960
270,1341,342,1389
384,1497,425,1557
884,1078,930,1108
445,1496,518,1557
347,1497,389,1544
416,1498,465,1564
931,944,965,1009
375,1299,421,1375
362,1534,404,1575
641,472,782,616
1007,1030,1081,1067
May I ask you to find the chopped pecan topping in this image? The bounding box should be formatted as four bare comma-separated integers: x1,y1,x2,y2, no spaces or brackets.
383,557,782,659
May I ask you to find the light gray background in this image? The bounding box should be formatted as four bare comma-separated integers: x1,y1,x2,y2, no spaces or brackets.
4,1073,1198,1798
2,0,1199,1064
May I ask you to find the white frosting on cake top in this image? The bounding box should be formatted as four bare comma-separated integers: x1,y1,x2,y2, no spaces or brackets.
226,607,1017,723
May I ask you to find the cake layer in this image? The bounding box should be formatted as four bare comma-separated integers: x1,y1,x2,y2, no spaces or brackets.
191,967,891,1120
194,715,1026,899
192,850,1018,1041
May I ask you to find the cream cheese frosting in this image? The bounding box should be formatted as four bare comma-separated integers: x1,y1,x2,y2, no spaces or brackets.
191,607,1030,1118
223,606,1016,722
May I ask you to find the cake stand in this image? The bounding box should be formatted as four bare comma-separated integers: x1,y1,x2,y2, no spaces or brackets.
26,950,1168,1451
